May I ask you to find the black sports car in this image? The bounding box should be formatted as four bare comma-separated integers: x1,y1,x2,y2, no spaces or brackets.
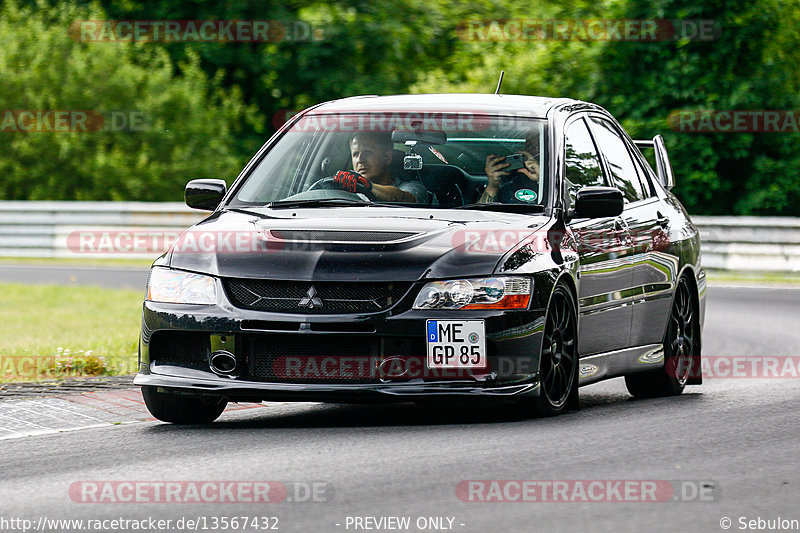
135,94,705,423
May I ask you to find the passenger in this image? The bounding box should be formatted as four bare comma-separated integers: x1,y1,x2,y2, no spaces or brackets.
332,132,427,203
479,131,541,204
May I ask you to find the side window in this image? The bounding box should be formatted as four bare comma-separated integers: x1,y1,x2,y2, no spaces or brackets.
563,118,605,206
629,144,657,197
589,118,647,203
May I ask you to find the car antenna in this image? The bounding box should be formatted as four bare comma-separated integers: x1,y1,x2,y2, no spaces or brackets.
494,70,505,94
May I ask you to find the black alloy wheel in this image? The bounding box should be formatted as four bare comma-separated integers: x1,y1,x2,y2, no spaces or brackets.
626,275,697,397
521,284,579,417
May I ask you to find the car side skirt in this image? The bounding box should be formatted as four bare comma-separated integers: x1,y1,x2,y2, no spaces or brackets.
578,343,664,386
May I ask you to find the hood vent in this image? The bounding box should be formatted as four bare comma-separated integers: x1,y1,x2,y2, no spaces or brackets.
267,229,418,243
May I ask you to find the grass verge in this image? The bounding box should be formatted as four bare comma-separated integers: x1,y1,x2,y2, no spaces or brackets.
705,269,800,286
0,282,142,382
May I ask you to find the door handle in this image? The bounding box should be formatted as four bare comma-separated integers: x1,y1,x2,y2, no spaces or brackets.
614,219,632,246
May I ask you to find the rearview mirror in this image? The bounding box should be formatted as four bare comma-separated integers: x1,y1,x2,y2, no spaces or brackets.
574,186,624,219
391,129,447,145
185,179,227,211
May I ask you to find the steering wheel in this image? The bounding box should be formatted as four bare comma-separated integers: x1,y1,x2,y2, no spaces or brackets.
308,176,376,201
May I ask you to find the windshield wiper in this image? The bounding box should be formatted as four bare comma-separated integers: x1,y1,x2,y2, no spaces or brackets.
453,203,546,213
268,198,363,209
265,198,404,209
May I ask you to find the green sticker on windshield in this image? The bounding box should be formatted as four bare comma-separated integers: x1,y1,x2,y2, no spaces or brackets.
514,189,537,203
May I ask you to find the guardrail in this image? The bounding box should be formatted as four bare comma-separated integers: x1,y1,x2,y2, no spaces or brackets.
0,201,203,259
0,202,798,271
693,216,800,272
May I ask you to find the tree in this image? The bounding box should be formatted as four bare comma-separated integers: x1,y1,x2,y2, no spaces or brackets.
0,0,258,201
591,0,800,215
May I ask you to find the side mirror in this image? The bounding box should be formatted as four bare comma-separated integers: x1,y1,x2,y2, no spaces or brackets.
185,179,227,211
574,186,624,218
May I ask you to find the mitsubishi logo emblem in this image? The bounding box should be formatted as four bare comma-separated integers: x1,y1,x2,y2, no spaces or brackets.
299,286,323,309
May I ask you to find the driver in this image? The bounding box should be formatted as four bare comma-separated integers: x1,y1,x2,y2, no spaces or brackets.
332,132,427,203
478,131,541,204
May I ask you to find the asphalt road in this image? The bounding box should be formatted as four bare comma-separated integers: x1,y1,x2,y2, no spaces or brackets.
0,264,149,289
1,286,799,533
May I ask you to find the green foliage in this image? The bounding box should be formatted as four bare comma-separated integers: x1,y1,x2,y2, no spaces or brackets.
0,0,259,201
412,0,800,215
2,0,800,213
53,350,110,376
589,0,800,215
410,0,610,98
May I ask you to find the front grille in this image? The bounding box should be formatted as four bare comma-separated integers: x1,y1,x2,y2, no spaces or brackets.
223,279,412,314
243,334,424,384
149,331,209,370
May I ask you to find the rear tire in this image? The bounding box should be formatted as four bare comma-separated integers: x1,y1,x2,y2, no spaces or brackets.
625,276,698,398
519,284,579,417
142,386,227,424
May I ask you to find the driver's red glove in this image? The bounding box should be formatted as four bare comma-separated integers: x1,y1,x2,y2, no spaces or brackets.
333,170,371,193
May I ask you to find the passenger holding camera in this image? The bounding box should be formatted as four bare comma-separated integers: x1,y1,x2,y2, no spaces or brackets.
479,133,541,204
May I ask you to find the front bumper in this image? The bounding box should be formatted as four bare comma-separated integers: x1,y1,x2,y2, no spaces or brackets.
133,373,540,403
135,283,548,403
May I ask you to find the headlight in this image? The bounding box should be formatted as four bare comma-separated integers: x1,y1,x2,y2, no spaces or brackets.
146,267,217,305
413,277,531,310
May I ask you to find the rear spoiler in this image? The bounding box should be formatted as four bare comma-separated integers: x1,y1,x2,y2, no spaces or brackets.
633,134,675,190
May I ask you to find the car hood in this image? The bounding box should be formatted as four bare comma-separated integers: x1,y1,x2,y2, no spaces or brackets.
167,207,551,282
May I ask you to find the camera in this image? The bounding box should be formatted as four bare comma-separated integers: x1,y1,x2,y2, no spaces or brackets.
403,153,423,171
504,153,525,171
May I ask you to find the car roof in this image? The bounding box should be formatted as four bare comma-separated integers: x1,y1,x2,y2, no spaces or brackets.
308,94,582,119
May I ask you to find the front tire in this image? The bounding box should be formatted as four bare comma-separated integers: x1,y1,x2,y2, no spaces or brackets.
519,284,579,417
142,386,228,424
625,276,698,398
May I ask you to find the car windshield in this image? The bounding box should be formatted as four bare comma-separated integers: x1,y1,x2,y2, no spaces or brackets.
229,112,548,209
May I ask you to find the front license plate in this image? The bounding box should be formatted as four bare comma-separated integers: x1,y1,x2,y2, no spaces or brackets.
426,320,486,369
